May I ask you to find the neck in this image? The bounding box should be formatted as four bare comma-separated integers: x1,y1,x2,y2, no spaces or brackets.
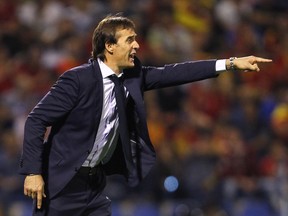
103,59,121,75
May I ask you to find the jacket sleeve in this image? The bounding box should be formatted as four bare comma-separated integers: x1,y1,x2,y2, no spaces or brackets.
19,70,80,175
141,60,218,91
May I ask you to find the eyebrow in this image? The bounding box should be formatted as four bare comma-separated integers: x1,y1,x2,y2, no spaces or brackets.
126,34,137,41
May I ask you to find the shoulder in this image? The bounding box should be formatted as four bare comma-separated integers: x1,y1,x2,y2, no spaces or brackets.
63,61,94,77
59,60,100,83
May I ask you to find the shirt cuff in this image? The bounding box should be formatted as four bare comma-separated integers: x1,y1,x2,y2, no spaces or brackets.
215,59,227,73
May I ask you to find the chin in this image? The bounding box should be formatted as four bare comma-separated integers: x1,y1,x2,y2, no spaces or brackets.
126,63,135,68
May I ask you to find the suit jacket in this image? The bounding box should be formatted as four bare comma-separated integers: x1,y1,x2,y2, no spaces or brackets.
19,57,218,198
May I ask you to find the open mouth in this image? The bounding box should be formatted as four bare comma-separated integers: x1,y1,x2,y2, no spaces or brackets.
129,53,135,62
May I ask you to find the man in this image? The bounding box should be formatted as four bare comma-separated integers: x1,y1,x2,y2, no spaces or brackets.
19,14,272,215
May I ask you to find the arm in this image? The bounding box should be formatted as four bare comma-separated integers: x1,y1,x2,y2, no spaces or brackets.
19,70,80,175
20,70,80,209
142,55,272,91
142,59,218,91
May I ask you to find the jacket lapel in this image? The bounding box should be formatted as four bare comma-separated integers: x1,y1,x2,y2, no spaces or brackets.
91,59,104,133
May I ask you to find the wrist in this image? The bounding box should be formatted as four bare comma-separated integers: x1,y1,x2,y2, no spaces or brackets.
226,57,237,71
28,174,41,176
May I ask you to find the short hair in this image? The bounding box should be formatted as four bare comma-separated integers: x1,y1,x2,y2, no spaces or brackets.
91,14,136,61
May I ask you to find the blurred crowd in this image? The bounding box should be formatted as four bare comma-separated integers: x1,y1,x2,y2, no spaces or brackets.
0,0,288,215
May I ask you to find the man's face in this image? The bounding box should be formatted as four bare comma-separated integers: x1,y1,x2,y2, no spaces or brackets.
111,28,140,70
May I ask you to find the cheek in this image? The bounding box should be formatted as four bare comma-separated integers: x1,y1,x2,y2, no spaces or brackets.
115,46,130,61
115,51,125,60
121,51,129,60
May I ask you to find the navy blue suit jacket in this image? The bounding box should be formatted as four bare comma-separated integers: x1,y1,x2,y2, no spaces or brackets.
19,57,218,198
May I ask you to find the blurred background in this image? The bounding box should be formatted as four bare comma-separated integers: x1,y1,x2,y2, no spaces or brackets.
0,0,287,215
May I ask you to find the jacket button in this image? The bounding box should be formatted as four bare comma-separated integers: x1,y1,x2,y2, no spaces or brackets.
74,167,78,172
87,150,91,154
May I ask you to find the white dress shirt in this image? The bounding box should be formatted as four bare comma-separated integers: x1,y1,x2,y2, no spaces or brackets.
216,59,227,72
82,59,124,167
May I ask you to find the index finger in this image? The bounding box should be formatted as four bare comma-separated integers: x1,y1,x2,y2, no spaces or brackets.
255,57,273,62
37,189,43,209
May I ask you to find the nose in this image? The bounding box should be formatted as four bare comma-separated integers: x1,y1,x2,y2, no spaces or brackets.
133,40,140,50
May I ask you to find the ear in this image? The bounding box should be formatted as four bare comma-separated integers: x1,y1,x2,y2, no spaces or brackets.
105,42,114,54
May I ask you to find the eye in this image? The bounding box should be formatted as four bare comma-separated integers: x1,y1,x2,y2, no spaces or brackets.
127,38,133,43
127,36,135,44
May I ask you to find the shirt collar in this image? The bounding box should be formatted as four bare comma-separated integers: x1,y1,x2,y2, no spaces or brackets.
97,58,123,78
